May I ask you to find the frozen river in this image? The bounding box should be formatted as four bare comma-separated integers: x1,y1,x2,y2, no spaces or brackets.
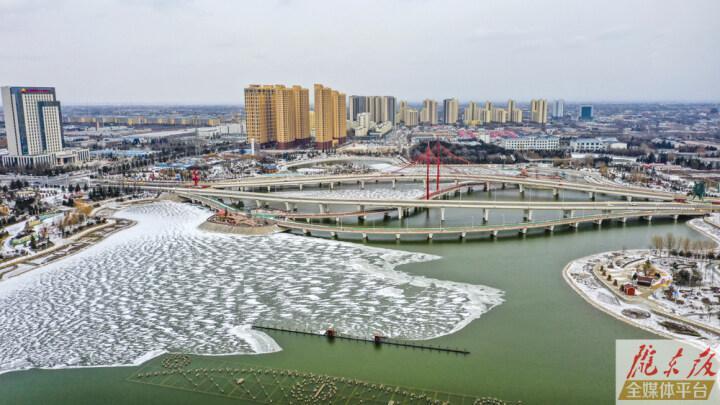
0,202,503,374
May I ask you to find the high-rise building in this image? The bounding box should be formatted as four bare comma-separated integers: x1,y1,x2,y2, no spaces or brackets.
244,84,310,148
530,99,548,124
348,95,367,121
512,108,523,123
274,85,310,148
314,84,347,150
551,99,564,119
484,102,493,123
507,99,516,120
443,98,459,124
403,109,419,127
308,110,316,138
420,99,438,125
463,102,480,125
1,86,88,166
384,96,396,124
349,95,396,124
245,84,277,146
579,105,593,120
493,108,508,124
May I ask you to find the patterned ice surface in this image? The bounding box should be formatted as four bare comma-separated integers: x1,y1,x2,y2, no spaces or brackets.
0,202,503,373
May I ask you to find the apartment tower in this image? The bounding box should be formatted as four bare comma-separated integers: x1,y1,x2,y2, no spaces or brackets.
313,84,347,150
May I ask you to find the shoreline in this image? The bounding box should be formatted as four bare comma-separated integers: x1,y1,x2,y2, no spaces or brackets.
562,215,720,344
0,218,136,281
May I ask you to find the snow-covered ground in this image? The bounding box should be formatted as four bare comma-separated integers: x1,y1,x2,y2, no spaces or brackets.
565,214,720,344
564,250,720,346
0,201,504,374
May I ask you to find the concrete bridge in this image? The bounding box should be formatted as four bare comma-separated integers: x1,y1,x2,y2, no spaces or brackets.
282,156,403,169
274,210,710,241
141,184,712,213
207,172,688,202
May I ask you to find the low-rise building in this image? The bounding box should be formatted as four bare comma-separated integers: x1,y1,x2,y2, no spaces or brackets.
499,135,560,151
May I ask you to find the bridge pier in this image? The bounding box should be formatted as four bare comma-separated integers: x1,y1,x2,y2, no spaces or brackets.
357,205,364,212
267,186,271,192
395,233,401,241
255,200,262,208
491,230,498,238
428,233,433,241
520,228,527,235
594,219,603,226
626,195,632,202
335,217,340,223
642,215,653,222
319,204,327,214
563,209,575,219
362,233,368,241
460,232,467,240
588,191,595,200
553,188,559,198
570,222,580,229
330,182,335,190
299,184,303,191
360,181,365,190
483,209,489,222
440,208,446,222
303,229,310,235
519,184,524,194
330,231,337,239
392,179,396,189
619,216,627,223
546,225,555,233
673,214,679,222
523,209,533,222
285,202,292,211
484,182,490,192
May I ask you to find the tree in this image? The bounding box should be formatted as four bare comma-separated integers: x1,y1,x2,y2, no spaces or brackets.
681,237,691,256
664,233,677,256
651,235,664,253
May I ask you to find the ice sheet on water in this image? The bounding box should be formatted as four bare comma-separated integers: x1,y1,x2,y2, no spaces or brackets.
0,202,504,374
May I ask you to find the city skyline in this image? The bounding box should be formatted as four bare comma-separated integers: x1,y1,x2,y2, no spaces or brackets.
1,0,718,104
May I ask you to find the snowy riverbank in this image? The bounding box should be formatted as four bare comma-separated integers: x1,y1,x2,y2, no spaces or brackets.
563,215,720,345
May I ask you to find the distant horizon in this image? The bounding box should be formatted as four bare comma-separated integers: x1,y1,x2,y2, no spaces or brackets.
51,99,720,107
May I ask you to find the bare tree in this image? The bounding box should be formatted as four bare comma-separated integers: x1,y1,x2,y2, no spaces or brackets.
681,237,691,256
651,235,664,254
664,233,677,256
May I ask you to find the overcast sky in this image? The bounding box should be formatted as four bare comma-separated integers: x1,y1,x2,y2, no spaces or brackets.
1,0,718,104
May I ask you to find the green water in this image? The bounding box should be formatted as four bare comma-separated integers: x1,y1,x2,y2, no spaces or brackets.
0,187,708,404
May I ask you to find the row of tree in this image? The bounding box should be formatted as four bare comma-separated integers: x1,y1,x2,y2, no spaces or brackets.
650,233,716,260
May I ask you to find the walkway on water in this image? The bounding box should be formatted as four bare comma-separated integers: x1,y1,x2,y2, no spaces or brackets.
252,325,469,355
